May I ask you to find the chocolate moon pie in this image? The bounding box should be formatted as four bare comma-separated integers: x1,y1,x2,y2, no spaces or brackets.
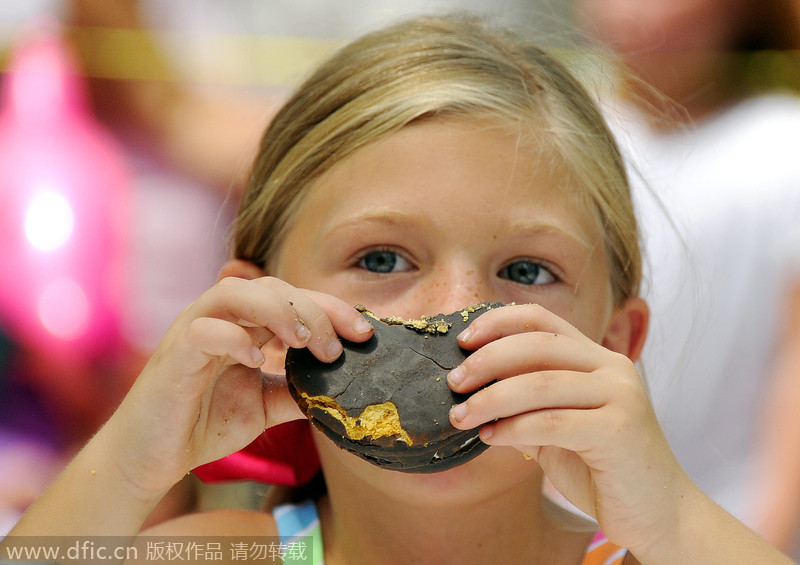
285,303,502,473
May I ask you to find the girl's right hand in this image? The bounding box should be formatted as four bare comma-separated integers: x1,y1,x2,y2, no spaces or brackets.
101,275,374,500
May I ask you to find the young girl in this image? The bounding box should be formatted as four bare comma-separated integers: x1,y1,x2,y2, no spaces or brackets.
4,14,795,565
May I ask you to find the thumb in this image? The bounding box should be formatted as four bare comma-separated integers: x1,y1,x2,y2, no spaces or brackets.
532,446,597,519
262,371,306,429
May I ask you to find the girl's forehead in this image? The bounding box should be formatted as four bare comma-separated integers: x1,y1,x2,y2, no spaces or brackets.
296,118,602,248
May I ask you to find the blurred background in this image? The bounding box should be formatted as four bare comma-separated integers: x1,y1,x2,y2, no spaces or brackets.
1,1,800,560
0,0,572,534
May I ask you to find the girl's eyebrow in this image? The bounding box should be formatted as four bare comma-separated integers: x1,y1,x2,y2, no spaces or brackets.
506,220,595,253
322,208,432,234
323,210,595,256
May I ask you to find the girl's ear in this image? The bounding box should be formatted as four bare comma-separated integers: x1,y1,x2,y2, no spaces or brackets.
601,296,649,362
217,259,266,282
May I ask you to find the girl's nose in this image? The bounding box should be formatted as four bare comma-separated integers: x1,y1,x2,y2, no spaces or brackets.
416,267,498,315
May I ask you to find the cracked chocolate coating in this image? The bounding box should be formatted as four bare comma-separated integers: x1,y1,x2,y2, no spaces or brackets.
285,303,501,472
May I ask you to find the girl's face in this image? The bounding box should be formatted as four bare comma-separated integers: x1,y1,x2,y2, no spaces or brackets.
274,118,614,334
272,117,619,500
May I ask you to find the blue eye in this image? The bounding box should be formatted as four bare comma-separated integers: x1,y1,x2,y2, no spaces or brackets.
499,260,556,285
359,250,412,273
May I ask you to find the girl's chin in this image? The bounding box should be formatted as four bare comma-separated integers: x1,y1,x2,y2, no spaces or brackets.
325,442,542,504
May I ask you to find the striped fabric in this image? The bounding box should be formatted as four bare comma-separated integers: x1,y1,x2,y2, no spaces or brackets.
273,500,324,565
582,530,628,564
273,501,628,564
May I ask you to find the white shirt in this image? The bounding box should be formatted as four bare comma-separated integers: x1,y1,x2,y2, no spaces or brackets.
610,94,800,521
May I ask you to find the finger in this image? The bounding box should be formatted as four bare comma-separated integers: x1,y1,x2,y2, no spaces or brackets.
271,287,375,362
192,277,303,339
477,408,601,454
449,370,606,430
531,447,596,517
242,279,376,357
448,331,605,393
261,372,307,428
204,276,324,349
238,325,277,351
456,303,588,351
150,317,267,399
304,290,375,343
194,277,371,363
184,316,267,370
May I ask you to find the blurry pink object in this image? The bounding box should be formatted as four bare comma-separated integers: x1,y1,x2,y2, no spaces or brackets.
194,420,321,487
0,22,129,362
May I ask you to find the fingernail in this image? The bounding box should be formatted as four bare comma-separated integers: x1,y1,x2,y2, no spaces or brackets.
354,317,373,335
450,403,468,423
457,327,473,342
326,339,343,360
295,321,311,342
251,347,265,365
447,366,465,387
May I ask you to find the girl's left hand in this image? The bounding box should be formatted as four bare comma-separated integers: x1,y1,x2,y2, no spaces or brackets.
447,303,693,554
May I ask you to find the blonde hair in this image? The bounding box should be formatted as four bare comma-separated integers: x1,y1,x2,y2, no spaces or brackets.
234,14,640,304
